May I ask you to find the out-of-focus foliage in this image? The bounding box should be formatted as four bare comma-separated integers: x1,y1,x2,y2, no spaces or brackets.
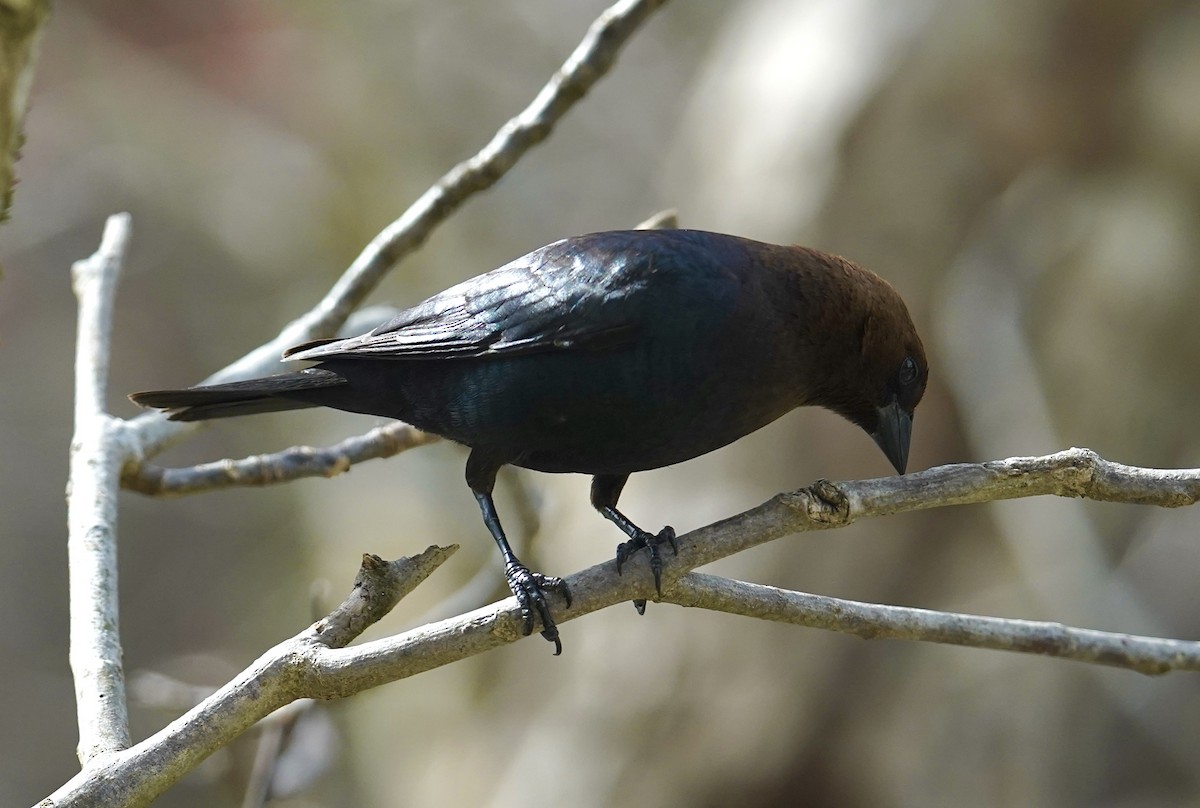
4,1,1200,806
0,0,50,221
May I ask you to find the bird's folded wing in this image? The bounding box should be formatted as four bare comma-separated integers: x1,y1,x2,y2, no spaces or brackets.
284,233,724,362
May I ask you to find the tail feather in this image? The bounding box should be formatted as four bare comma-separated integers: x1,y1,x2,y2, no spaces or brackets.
130,368,346,422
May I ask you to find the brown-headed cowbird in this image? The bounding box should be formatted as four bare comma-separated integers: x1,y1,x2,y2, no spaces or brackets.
132,229,928,653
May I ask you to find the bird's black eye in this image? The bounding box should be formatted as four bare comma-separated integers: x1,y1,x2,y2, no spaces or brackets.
898,356,919,386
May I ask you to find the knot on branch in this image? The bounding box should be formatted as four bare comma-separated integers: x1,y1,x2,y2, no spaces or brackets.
274,445,353,479
787,478,852,526
1056,447,1101,497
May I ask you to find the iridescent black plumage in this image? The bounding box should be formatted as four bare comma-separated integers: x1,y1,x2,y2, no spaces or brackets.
133,229,928,651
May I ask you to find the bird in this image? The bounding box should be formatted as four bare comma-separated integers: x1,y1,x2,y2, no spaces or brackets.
131,229,928,654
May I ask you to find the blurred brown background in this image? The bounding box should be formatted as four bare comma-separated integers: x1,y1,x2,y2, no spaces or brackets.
4,1,1200,805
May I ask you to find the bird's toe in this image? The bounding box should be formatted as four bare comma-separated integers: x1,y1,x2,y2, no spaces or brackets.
613,525,677,607
504,562,570,655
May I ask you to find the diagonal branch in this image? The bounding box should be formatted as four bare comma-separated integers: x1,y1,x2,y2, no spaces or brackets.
129,0,671,459
235,449,1200,704
664,573,1200,675
67,213,135,763
44,546,457,808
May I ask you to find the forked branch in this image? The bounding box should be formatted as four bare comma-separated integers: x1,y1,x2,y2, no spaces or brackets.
44,450,1200,806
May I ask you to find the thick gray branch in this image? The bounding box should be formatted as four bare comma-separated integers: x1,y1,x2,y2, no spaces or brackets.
66,213,135,763
129,0,670,458
665,573,1200,676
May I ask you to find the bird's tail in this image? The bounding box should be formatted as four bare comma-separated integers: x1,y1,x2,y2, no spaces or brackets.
130,368,347,422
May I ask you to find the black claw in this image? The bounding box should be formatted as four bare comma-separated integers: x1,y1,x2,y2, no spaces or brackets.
664,526,678,556
504,562,571,653
613,525,677,600
651,526,677,594
649,547,663,593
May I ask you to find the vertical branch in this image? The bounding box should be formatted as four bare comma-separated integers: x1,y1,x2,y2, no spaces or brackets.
68,213,134,762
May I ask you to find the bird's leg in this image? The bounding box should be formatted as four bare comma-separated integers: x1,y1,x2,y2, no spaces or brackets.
590,474,677,614
467,450,571,654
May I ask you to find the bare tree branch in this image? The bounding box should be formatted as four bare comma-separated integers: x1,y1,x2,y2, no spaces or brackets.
825,448,1200,514
128,0,671,459
66,213,135,762
122,422,440,496
43,447,1200,806
664,573,1200,676
43,546,456,808
176,451,1200,698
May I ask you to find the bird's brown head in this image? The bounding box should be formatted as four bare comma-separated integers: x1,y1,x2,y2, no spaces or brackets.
783,248,928,474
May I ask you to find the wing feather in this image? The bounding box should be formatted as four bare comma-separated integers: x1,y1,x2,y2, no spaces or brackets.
285,231,740,363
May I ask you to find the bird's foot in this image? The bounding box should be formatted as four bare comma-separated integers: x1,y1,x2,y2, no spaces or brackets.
615,525,677,613
505,561,572,655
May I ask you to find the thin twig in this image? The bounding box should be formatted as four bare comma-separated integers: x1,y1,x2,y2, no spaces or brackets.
664,573,1200,675
67,213,135,762
129,0,670,459
122,423,440,496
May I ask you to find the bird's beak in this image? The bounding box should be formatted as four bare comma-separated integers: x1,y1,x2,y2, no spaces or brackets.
871,399,912,475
